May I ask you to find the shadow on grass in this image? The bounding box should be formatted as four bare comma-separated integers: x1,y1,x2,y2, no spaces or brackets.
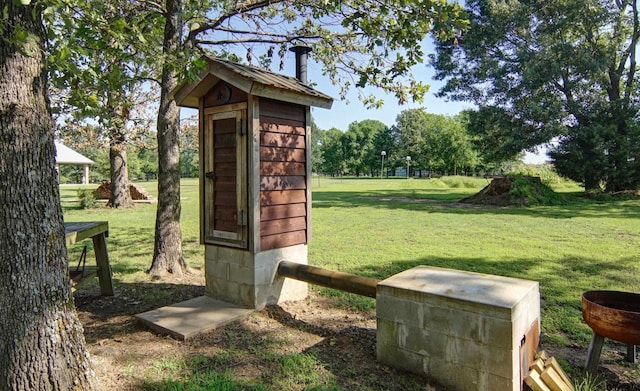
74,280,205,344
312,190,640,219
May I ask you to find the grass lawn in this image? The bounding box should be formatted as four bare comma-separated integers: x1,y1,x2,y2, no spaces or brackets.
60,176,640,388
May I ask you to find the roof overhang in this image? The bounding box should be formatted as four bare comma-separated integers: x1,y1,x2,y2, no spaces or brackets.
172,57,333,110
54,142,94,165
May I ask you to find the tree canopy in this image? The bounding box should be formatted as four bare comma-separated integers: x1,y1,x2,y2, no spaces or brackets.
431,0,640,191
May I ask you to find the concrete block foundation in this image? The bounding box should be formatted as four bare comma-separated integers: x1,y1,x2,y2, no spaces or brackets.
376,266,540,391
205,243,308,309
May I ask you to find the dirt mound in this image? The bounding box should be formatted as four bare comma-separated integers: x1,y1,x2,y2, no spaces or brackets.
461,175,561,206
94,182,155,201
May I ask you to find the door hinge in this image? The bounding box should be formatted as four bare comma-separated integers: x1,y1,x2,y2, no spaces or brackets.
237,210,248,226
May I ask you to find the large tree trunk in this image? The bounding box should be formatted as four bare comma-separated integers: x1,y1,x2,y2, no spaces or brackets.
0,2,96,389
149,0,188,277
108,89,134,208
109,140,134,208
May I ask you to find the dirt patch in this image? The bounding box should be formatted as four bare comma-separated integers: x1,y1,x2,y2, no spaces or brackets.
74,272,639,390
460,175,561,206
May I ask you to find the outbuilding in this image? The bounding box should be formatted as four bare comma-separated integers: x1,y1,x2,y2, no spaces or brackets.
172,51,333,310
55,141,94,184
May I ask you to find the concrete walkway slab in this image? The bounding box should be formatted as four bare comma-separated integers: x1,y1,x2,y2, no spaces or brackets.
135,296,254,340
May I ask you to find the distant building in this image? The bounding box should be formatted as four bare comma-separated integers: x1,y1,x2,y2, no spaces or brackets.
54,142,94,184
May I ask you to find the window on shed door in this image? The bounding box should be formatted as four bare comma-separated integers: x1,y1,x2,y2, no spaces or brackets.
203,108,247,248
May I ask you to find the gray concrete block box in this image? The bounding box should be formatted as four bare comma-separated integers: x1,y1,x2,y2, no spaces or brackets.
376,266,540,391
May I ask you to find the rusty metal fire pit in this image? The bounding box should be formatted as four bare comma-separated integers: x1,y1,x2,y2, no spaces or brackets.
582,290,640,372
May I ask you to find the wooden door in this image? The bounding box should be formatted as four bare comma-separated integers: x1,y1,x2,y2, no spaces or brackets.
203,107,247,248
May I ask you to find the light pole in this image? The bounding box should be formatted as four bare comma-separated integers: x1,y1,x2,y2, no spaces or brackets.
380,151,386,178
406,156,411,179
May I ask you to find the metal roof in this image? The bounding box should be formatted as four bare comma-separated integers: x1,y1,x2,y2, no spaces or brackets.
55,142,94,165
210,57,333,102
173,56,333,110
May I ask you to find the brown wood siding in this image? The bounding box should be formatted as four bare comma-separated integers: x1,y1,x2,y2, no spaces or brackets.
260,189,306,206
260,146,305,162
260,176,306,191
260,216,306,236
261,203,306,221
260,99,305,122
259,99,308,251
213,117,237,233
260,230,307,251
260,132,305,149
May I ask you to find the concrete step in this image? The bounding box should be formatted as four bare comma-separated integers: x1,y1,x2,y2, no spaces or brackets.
135,296,254,340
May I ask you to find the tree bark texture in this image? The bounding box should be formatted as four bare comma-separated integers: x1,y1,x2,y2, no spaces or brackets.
108,89,134,208
0,2,96,389
150,0,188,277
109,141,134,208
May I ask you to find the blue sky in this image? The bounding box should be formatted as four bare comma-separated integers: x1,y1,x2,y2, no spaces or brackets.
301,56,548,164
306,61,474,131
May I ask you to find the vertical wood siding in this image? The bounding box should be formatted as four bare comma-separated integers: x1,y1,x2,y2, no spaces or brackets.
212,117,237,232
259,99,308,251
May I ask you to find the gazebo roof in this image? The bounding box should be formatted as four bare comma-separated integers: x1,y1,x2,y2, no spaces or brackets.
172,56,333,109
55,142,94,165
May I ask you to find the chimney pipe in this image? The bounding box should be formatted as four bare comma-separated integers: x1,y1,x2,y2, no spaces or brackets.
289,45,312,84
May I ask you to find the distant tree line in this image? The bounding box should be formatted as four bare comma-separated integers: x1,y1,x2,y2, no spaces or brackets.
312,108,510,178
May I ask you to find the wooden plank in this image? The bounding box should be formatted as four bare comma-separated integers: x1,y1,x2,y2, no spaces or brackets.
304,105,312,244
260,146,305,162
529,358,545,374
214,162,237,174
260,175,306,191
251,84,333,109
260,116,305,130
260,162,306,176
215,209,237,221
259,120,305,135
260,132,305,148
259,98,305,122
260,230,307,251
215,190,236,203
91,233,114,296
214,133,236,147
214,149,235,162
214,176,236,189
525,370,552,391
200,100,206,244
260,190,306,206
536,350,549,361
249,96,261,253
215,219,237,232
261,204,306,221
524,320,540,369
540,366,572,391
65,221,109,245
544,357,574,391
213,119,236,134
260,217,306,236
204,102,248,115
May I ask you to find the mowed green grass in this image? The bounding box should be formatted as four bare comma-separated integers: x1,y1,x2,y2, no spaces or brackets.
60,177,640,345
